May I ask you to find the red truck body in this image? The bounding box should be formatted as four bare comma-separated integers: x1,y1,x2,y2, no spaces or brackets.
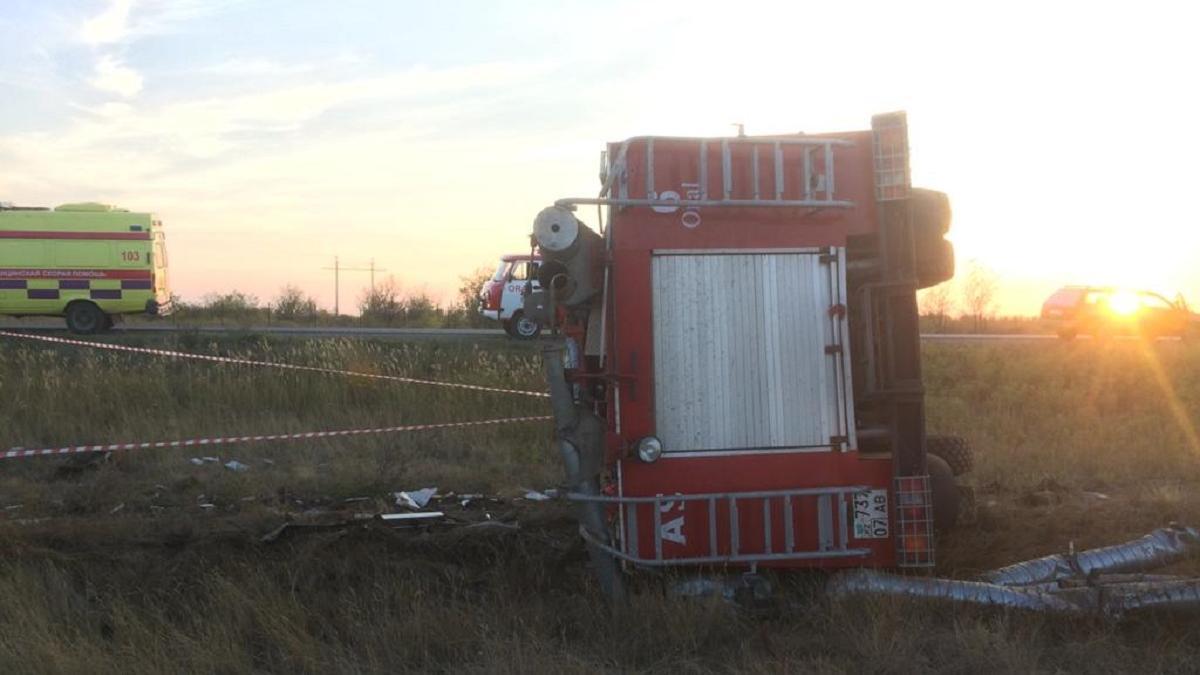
537,113,947,576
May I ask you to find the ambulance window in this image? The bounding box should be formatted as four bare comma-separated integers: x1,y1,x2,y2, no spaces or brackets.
510,262,531,281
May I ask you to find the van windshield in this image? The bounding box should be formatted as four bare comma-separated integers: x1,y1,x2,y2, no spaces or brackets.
491,262,508,281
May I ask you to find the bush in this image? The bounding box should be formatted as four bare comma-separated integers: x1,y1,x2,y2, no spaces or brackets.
272,285,319,321
358,278,405,324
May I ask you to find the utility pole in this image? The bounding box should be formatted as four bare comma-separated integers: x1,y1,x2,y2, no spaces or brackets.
321,257,383,316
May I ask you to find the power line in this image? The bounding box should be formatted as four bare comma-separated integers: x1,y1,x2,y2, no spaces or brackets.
321,257,387,315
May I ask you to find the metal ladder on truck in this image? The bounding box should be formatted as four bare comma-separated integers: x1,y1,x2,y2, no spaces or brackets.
556,135,858,211
570,486,874,567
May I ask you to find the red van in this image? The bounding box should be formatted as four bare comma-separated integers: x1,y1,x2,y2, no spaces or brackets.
1042,286,1193,339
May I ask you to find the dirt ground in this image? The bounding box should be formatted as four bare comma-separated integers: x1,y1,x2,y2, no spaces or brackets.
3,336,1200,672
3,476,1200,673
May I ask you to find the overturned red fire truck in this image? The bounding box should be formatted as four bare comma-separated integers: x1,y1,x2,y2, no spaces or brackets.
524,112,960,597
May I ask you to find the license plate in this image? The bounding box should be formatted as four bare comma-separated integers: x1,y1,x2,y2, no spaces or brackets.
853,489,889,539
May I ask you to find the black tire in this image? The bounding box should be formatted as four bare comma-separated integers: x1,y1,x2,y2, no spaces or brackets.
65,302,106,335
928,454,960,532
501,320,515,337
927,435,973,476
509,311,541,340
916,238,955,290
913,188,954,290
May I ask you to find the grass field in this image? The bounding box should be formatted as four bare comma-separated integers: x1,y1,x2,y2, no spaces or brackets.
2,334,1200,673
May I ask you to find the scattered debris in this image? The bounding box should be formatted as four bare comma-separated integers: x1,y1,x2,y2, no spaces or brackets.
188,458,205,466
108,503,125,515
224,460,250,472
522,489,553,501
673,575,774,607
462,520,518,532
380,511,445,523
260,523,290,543
4,504,23,511
1022,490,1061,507
394,487,437,510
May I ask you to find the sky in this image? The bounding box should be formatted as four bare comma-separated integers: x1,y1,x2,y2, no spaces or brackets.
1,0,1197,315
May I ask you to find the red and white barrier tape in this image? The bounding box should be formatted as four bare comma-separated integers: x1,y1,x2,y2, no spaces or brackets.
0,330,549,398
3,415,553,460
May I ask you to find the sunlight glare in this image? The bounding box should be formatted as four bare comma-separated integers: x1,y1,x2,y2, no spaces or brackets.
1108,291,1141,317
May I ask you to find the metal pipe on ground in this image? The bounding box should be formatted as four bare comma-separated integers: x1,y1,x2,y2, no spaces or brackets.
982,524,1200,587
827,524,1200,619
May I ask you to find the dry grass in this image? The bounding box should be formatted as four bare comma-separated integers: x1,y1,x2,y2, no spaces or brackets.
2,334,1200,672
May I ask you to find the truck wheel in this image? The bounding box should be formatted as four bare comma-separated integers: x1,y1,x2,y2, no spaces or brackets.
916,238,955,290
928,454,961,532
912,189,954,290
510,311,541,340
927,435,973,476
65,302,106,335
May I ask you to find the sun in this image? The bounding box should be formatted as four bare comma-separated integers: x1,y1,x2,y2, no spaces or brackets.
1108,290,1141,316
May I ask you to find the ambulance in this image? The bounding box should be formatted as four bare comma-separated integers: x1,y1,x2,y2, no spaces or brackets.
0,202,172,334
478,254,541,338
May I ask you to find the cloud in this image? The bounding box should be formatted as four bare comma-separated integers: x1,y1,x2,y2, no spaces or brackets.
81,0,135,45
90,56,143,97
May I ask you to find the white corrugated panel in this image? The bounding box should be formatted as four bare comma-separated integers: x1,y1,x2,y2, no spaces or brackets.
652,251,848,453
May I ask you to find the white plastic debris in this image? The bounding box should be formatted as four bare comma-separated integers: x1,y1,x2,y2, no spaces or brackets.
188,458,205,466
202,457,220,463
224,460,250,472
394,487,437,510
523,489,552,501
381,511,445,522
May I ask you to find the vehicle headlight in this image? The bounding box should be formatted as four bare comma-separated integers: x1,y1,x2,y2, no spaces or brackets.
636,436,663,463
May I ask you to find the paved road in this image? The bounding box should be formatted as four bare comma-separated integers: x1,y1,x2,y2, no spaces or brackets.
0,321,507,341
0,321,1182,343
